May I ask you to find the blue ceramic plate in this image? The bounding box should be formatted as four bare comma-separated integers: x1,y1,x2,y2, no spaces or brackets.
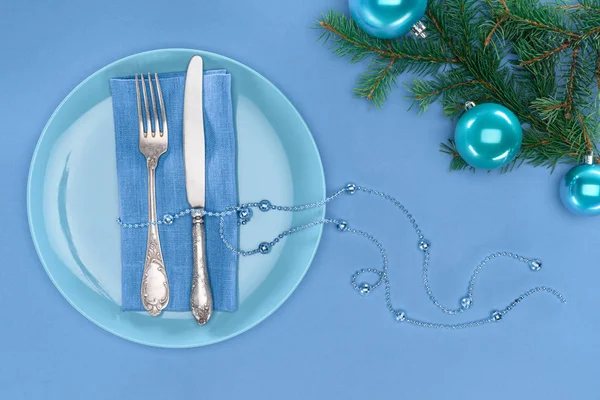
27,49,325,347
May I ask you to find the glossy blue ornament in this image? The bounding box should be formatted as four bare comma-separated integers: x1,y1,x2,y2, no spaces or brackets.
559,158,600,216
349,0,428,39
454,103,523,170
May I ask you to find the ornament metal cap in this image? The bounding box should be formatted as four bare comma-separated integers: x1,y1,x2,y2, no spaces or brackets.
464,101,476,111
410,21,427,38
585,150,595,165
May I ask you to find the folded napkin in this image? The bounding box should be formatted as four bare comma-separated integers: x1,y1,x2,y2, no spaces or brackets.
110,70,238,312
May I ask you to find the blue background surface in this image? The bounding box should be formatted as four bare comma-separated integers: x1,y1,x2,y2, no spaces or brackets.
1,0,598,398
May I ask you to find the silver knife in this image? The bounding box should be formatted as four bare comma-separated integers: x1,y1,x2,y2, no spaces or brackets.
183,55,213,325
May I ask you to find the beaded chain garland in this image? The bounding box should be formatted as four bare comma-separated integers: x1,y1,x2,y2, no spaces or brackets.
118,183,566,328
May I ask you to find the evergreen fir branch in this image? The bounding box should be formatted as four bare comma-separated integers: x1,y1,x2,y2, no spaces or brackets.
485,15,509,46
355,56,399,105
316,0,600,171
556,3,600,13
596,50,600,89
565,44,581,118
440,140,475,171
494,0,582,39
316,11,460,63
578,113,595,151
520,41,570,66
317,10,459,104
410,76,482,113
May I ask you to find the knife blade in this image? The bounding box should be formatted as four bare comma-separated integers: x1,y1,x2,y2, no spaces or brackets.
183,55,213,325
184,55,206,208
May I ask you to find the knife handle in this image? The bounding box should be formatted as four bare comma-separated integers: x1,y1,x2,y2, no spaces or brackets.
191,211,213,325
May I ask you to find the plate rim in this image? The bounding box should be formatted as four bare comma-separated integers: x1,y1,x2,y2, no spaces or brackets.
26,48,326,348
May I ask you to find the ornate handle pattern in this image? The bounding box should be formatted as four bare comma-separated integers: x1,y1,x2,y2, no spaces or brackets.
191,212,213,325
141,166,169,316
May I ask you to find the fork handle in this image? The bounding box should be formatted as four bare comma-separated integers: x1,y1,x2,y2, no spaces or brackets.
141,166,169,316
190,211,213,325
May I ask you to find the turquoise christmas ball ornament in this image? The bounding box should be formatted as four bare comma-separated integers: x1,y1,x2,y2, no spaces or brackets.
454,103,523,170
559,158,600,216
349,0,428,39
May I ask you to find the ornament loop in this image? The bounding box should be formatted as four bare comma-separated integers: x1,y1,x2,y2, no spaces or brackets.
464,101,476,111
410,21,427,38
585,150,594,165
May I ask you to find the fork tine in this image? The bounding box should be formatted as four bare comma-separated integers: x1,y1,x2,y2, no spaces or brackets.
135,75,145,138
147,73,160,137
140,74,152,137
154,73,167,137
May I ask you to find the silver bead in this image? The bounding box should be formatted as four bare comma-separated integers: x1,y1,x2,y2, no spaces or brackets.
358,282,370,295
460,296,472,309
418,239,431,251
238,207,252,220
336,221,348,231
395,310,406,322
529,259,542,271
258,200,272,212
162,214,174,225
258,242,271,254
346,183,357,194
491,311,503,321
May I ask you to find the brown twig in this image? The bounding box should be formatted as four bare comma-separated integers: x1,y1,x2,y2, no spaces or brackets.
485,15,508,47
498,8,581,39
427,10,466,64
460,0,471,51
596,50,600,90
366,57,397,101
578,114,594,151
498,0,510,13
523,139,552,149
583,26,600,39
565,44,581,119
556,4,600,13
520,41,570,66
415,79,482,100
544,102,568,111
529,117,582,152
319,22,459,63
428,10,506,102
511,15,580,38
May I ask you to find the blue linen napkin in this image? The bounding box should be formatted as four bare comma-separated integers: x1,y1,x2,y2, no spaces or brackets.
110,71,238,312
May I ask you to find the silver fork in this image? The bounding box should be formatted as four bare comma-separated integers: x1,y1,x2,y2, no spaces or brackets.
136,73,169,316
